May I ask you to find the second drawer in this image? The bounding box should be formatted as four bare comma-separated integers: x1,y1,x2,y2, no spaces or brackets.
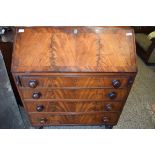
21,88,128,100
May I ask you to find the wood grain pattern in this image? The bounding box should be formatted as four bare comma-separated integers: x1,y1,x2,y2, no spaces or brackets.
19,75,133,88
21,88,128,100
25,101,124,113
29,112,120,126
12,27,137,73
11,27,137,127
13,72,136,76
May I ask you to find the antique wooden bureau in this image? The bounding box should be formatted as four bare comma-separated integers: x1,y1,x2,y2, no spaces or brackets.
11,27,137,128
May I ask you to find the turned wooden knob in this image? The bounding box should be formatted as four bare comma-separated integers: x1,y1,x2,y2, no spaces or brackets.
36,105,44,112
28,80,38,88
112,80,121,88
32,92,41,99
102,116,109,123
104,104,112,111
40,118,48,124
108,92,117,99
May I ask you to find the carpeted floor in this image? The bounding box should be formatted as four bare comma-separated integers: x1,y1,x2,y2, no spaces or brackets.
21,56,155,129
114,56,155,129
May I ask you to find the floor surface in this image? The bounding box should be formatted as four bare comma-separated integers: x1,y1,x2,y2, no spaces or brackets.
114,57,155,129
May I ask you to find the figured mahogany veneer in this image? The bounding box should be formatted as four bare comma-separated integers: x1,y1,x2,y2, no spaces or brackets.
12,27,137,73
21,88,128,100
25,101,124,113
29,112,120,126
11,27,137,127
19,75,133,88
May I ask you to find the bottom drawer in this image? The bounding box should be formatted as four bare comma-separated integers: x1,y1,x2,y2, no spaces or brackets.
29,112,120,126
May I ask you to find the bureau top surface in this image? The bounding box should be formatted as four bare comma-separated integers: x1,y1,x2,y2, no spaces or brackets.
11,27,137,73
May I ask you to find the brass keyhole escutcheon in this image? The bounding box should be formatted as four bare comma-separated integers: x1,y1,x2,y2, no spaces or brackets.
73,29,78,34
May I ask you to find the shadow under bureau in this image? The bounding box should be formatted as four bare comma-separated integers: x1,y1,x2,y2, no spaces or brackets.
11,27,137,128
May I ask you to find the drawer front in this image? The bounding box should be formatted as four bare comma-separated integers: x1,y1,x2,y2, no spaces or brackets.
29,112,120,126
20,76,132,88
21,88,128,100
25,101,124,112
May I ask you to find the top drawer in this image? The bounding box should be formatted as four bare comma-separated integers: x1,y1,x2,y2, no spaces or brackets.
18,75,134,88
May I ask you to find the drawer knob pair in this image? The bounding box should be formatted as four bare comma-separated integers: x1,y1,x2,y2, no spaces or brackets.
102,116,109,123
112,80,121,88
40,118,48,124
32,92,41,99
105,104,112,111
108,92,117,99
36,105,44,112
29,80,38,88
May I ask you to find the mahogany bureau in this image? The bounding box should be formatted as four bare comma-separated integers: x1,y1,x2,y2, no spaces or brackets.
11,27,137,128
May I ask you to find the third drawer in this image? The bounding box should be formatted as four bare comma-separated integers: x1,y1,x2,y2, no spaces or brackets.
24,101,124,113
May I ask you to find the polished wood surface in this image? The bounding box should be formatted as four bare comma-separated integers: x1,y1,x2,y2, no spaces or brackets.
19,75,133,88
21,88,128,100
25,101,124,113
12,27,137,73
29,112,120,126
11,27,137,127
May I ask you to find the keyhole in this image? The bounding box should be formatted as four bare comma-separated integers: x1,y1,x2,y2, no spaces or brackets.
73,29,78,34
